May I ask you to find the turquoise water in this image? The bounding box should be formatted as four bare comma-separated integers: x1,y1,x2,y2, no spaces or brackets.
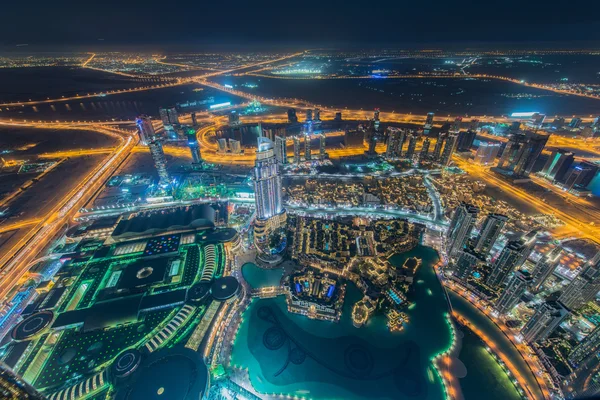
458,329,522,400
231,246,453,400
448,290,543,399
241,263,284,289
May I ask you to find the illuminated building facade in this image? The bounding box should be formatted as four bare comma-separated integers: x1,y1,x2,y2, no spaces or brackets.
253,137,286,237
558,255,600,310
406,134,417,159
186,130,202,164
456,129,476,152
569,323,600,366
136,115,156,145
440,133,457,166
454,248,484,280
474,142,501,165
447,203,479,258
159,106,179,127
486,239,529,287
304,133,312,160
432,134,445,161
148,139,170,186
425,112,434,129
542,149,575,182
496,131,550,177
319,133,327,159
274,135,287,164
521,300,569,343
530,246,562,292
293,135,301,163
473,213,508,256
494,270,531,314
419,138,430,162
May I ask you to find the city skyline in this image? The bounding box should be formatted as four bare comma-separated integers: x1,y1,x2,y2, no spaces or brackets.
1,35,600,400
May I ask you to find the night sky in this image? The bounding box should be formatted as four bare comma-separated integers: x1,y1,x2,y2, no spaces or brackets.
2,0,600,50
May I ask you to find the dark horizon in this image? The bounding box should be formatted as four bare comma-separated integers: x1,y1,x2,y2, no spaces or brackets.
2,0,600,51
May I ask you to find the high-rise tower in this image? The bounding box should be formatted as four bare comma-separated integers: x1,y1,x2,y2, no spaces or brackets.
495,270,532,314
148,139,170,186
253,137,284,221
136,115,156,145
486,239,530,287
558,253,600,310
186,129,202,165
473,214,508,256
530,246,562,293
274,135,287,165
521,301,569,343
447,203,479,258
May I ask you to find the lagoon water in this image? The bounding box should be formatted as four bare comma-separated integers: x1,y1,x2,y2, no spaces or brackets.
234,246,525,399
233,247,452,400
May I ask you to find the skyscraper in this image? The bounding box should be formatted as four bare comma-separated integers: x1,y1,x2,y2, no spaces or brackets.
432,135,445,161
191,112,197,127
451,116,462,133
217,138,228,153
319,133,327,159
494,270,532,314
440,133,457,166
288,108,298,123
569,323,600,366
473,214,508,256
304,133,312,160
474,142,501,165
274,135,287,165
563,161,600,191
229,139,242,154
513,131,550,177
521,301,569,343
541,149,575,182
148,139,170,186
186,129,202,165
447,203,479,258
425,112,435,129
386,128,400,158
419,138,430,162
406,134,417,159
136,115,156,145
229,111,241,126
456,130,477,152
159,107,170,126
454,249,485,280
570,118,582,129
253,137,284,220
530,246,562,293
496,131,550,177
314,108,321,123
0,363,45,400
334,112,342,122
558,254,600,310
167,107,179,125
486,239,529,287
367,129,378,156
305,109,313,122
293,135,301,163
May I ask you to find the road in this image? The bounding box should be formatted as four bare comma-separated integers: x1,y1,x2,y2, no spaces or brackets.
0,127,137,302
453,157,600,244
